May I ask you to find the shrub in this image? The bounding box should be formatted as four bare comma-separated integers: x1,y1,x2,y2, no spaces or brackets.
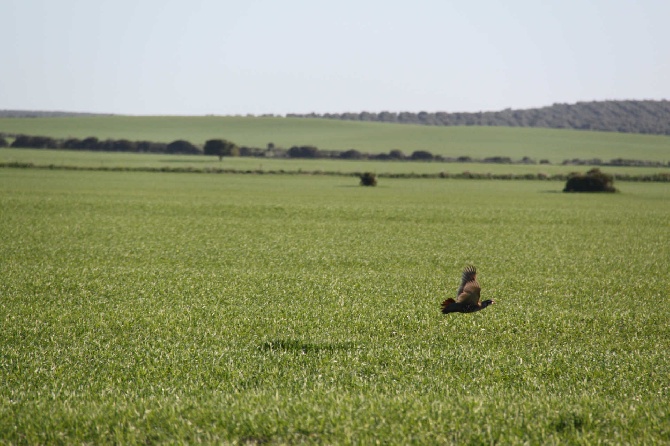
563,168,617,193
359,172,377,186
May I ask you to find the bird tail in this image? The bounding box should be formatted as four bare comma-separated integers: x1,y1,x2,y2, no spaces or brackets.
441,298,456,314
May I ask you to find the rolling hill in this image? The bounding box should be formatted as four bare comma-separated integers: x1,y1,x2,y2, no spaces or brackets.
1,114,669,164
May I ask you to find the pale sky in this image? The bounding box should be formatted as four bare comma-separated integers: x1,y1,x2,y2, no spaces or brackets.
1,0,668,116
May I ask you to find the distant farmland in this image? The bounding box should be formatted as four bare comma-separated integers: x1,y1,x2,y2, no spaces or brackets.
1,115,669,164
3,148,670,182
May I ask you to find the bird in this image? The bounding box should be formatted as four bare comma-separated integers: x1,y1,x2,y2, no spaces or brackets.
441,265,495,314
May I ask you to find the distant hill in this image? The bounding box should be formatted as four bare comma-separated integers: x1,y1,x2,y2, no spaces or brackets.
4,100,670,136
288,100,670,136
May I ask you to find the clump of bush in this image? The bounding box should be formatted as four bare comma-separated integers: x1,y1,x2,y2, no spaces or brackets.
360,172,377,186
563,168,617,192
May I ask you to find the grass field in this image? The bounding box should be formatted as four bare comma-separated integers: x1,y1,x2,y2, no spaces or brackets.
2,147,669,180
2,115,670,163
1,168,668,444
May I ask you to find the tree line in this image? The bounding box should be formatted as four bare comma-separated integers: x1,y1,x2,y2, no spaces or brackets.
2,133,667,168
287,100,670,136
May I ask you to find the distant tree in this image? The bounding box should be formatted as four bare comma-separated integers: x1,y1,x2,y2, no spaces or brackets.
81,137,100,150
411,150,433,161
340,149,363,160
62,138,83,150
388,149,405,160
204,139,238,160
284,100,670,136
288,145,319,158
239,146,263,157
378,111,397,122
166,139,200,155
0,136,9,147
10,135,58,149
109,139,135,152
97,140,114,151
483,156,512,164
371,153,390,160
136,141,167,153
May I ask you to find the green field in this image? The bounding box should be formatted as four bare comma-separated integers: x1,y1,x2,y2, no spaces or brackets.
1,168,669,444
1,115,669,163
2,147,670,180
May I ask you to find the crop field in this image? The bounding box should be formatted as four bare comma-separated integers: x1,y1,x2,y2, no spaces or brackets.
2,115,670,163
3,147,670,180
1,169,669,444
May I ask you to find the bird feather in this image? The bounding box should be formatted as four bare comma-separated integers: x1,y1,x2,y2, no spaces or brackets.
456,265,478,296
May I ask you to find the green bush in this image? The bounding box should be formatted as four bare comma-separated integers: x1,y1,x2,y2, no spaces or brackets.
359,172,377,186
564,168,617,192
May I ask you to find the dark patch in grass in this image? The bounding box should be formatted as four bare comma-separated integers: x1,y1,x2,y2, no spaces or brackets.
554,412,586,433
239,431,321,445
259,339,355,354
239,435,272,445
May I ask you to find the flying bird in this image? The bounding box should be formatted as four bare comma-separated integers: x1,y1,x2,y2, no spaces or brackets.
441,266,495,314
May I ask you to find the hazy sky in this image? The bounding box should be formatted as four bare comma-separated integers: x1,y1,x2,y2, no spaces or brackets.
2,0,668,115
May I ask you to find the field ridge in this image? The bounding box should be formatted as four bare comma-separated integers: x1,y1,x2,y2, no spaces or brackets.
3,160,670,183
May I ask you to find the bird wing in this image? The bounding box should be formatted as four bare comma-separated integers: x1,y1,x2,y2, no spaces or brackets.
456,280,481,305
456,266,477,296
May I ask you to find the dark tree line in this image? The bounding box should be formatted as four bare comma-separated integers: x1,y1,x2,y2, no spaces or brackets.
287,100,670,136
7,135,201,154
4,134,668,168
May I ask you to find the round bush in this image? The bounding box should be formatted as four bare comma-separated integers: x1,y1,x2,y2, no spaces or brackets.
359,172,377,186
563,168,617,192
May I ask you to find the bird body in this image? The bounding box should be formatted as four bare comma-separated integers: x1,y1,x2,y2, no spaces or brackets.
441,266,495,314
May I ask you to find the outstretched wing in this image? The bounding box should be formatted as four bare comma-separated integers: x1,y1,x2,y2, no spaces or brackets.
456,265,477,296
455,266,480,305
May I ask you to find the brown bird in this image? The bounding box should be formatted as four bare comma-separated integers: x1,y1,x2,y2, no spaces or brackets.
441,266,495,314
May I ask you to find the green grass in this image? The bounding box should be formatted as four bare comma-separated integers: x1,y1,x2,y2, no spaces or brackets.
1,169,669,444
1,115,670,163
3,147,669,179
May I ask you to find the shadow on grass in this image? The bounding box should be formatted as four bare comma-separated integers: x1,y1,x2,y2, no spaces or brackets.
553,412,586,433
260,339,356,354
335,185,391,188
